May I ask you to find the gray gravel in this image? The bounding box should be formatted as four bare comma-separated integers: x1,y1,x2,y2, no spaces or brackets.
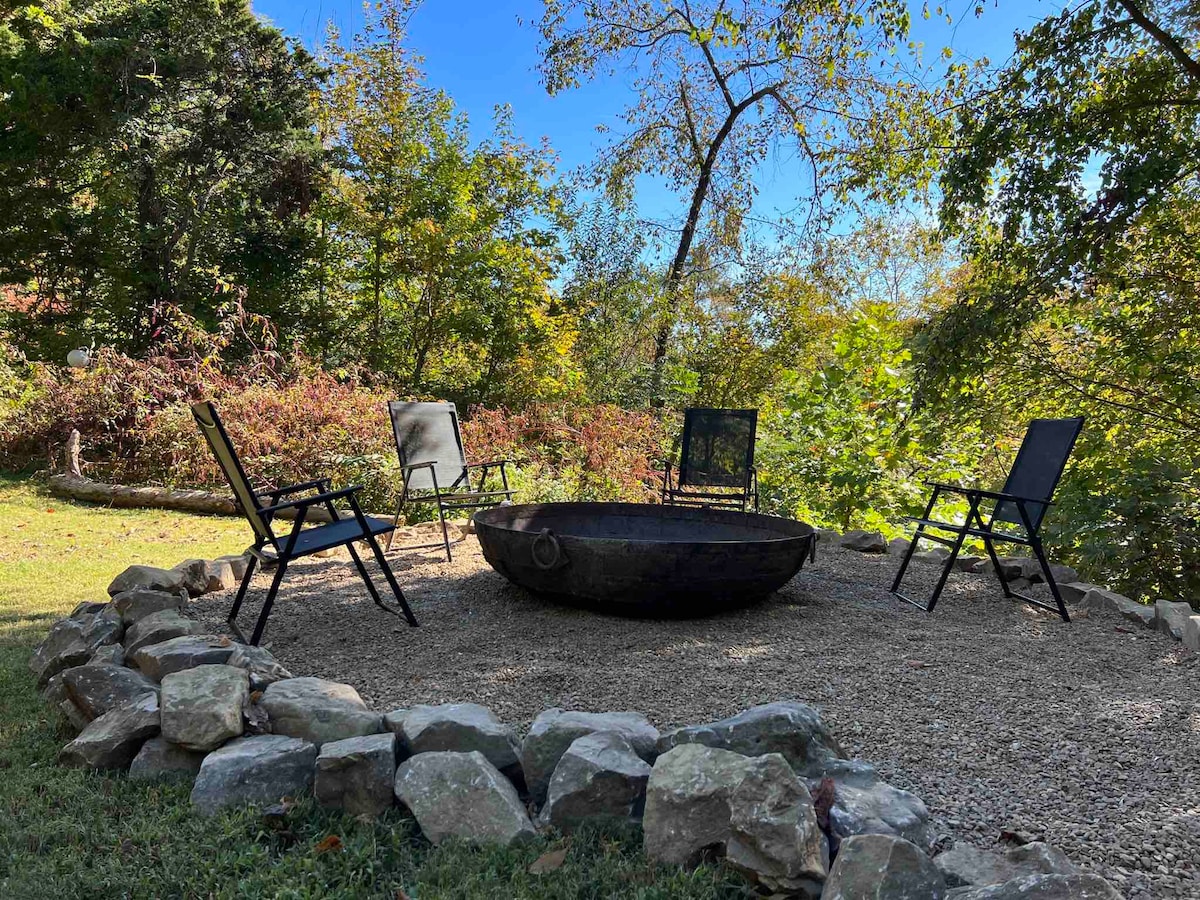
191,538,1200,898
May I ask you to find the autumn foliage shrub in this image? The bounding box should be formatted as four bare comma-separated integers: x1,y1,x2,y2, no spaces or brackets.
0,345,667,514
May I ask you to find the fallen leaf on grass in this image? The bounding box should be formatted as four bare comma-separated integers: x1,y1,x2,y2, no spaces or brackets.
906,659,929,669
529,847,567,873
313,834,343,854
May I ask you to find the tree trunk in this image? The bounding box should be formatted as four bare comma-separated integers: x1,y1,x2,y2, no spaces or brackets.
648,84,778,406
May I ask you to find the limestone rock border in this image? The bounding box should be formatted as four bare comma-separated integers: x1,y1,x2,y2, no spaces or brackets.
27,551,1136,898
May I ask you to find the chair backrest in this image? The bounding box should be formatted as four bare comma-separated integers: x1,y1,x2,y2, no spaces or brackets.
994,416,1084,530
191,401,274,543
678,408,758,489
387,401,469,492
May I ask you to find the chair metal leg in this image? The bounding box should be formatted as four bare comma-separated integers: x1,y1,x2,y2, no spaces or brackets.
346,542,390,611
924,529,967,614
227,552,259,634
979,534,1014,598
889,527,923,594
436,501,452,562
1028,536,1071,622
362,532,419,627
250,557,288,646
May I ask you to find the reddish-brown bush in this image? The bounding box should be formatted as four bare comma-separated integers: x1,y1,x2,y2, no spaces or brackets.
0,347,668,513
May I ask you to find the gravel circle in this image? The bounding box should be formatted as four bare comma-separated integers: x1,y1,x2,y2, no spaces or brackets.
191,536,1200,898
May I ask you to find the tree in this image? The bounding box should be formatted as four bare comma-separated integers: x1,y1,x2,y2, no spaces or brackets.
537,0,963,403
0,0,324,358
314,1,574,404
925,0,1200,600
558,199,659,404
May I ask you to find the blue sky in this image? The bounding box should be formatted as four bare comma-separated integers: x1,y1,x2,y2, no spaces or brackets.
251,1,1059,240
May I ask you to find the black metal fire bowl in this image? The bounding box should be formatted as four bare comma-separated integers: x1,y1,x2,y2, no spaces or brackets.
473,502,815,617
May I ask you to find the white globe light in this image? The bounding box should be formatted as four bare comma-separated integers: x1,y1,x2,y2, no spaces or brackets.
66,348,91,368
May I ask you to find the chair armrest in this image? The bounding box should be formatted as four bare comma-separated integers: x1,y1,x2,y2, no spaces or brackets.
465,459,511,469
401,461,437,472
258,486,360,517
268,478,330,499
926,482,1053,507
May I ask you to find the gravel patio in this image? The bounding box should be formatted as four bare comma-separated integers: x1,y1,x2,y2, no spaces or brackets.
191,534,1200,899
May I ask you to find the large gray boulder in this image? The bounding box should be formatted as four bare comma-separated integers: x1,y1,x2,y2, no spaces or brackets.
816,762,936,853
226,644,293,691
171,559,211,597
1081,589,1155,627
202,559,238,593
658,701,844,777
946,873,1122,899
969,556,1026,581
1003,842,1077,876
215,554,250,581
913,548,951,566
61,663,159,721
643,744,827,895
29,612,123,686
538,732,651,832
1018,560,1078,585
161,665,248,751
123,608,203,654
129,737,206,782
88,644,126,667
1155,599,1193,640
259,677,383,747
824,834,946,900
1059,582,1106,605
840,530,887,553
107,564,186,597
521,708,659,804
58,692,160,770
1184,615,1200,652
191,735,317,816
394,703,520,779
394,751,536,847
936,844,1023,887
936,840,1080,891
315,733,397,818
111,587,186,626
130,634,237,681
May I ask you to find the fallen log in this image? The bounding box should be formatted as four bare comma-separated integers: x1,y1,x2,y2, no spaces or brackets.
46,474,334,523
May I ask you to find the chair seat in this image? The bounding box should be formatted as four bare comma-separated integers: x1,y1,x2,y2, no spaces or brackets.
283,515,395,557
909,517,1032,545
426,490,513,503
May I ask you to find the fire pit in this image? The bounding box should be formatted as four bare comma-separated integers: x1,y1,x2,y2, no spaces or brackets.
473,502,815,615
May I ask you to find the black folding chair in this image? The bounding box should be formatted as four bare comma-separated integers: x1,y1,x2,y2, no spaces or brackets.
662,408,759,512
191,401,418,646
890,417,1085,621
386,401,514,561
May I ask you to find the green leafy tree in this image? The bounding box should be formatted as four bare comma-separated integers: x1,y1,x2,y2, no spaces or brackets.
537,0,966,403
314,1,574,404
926,0,1200,599
0,0,324,357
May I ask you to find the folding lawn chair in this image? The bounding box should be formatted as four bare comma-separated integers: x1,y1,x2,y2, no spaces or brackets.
890,416,1085,622
386,401,514,561
191,401,418,645
662,408,759,512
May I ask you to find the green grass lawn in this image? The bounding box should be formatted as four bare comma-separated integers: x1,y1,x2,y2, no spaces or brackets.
0,477,751,899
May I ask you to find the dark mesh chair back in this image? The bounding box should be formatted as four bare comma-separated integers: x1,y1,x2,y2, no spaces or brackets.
191,401,273,543
679,408,758,489
994,417,1085,529
387,401,469,492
